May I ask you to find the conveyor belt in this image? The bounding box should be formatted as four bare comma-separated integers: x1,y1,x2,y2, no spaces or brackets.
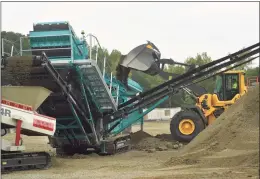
106,42,259,122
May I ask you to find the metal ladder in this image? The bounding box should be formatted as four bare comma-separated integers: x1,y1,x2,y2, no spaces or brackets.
79,60,117,111
82,34,121,111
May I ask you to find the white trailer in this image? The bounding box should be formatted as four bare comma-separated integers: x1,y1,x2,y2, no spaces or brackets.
143,107,181,121
1,86,56,172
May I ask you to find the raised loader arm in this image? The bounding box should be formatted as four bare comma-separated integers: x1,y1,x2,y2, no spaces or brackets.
115,41,207,97
106,42,260,124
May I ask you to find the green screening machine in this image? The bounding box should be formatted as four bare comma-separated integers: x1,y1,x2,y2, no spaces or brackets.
2,21,259,156
1,21,167,155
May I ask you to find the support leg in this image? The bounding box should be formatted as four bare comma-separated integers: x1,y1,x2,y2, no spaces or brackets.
15,120,22,146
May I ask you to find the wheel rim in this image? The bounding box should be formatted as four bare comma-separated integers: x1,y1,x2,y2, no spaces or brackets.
178,119,195,135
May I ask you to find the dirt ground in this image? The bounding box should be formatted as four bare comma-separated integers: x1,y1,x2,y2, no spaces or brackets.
2,86,259,179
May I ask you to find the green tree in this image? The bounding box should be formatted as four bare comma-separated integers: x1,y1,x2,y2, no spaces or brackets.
245,66,259,79
108,49,122,75
184,52,215,93
230,48,254,70
1,31,29,56
166,64,186,75
4,30,236,108
185,52,212,66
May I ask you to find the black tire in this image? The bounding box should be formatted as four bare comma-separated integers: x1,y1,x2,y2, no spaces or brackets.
170,110,205,142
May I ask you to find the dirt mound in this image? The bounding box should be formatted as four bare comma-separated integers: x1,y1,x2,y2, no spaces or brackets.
166,85,259,167
154,134,174,141
70,153,100,159
131,131,182,151
51,157,65,168
131,131,152,144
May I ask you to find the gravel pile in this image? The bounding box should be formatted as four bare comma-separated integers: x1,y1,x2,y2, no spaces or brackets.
130,131,183,152
166,85,259,168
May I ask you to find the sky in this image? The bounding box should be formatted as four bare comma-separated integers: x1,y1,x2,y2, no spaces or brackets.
1,2,259,67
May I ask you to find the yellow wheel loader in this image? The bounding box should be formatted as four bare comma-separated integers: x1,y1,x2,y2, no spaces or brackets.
113,41,258,143
170,70,249,142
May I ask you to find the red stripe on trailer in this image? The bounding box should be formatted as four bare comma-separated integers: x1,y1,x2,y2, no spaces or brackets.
1,99,33,111
33,119,54,131
33,112,56,120
15,120,22,146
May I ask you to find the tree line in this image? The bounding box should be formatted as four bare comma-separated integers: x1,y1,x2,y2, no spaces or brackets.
1,31,259,108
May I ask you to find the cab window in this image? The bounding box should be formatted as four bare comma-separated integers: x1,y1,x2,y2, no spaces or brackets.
214,73,239,101
214,75,223,100
224,74,239,100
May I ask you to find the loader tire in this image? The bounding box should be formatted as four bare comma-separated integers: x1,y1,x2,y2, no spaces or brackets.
170,110,204,143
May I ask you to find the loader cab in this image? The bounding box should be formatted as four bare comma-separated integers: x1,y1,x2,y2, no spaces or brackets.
214,71,245,101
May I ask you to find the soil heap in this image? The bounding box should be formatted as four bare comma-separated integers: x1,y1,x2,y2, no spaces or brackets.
130,131,182,152
166,85,259,168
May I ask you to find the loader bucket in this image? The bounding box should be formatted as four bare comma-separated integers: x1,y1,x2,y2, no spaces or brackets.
119,42,161,75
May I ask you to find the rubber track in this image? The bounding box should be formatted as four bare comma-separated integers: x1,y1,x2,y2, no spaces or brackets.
1,152,52,174
100,135,131,155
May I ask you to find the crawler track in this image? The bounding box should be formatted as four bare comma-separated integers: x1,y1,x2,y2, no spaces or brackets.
1,152,52,173
99,135,132,155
